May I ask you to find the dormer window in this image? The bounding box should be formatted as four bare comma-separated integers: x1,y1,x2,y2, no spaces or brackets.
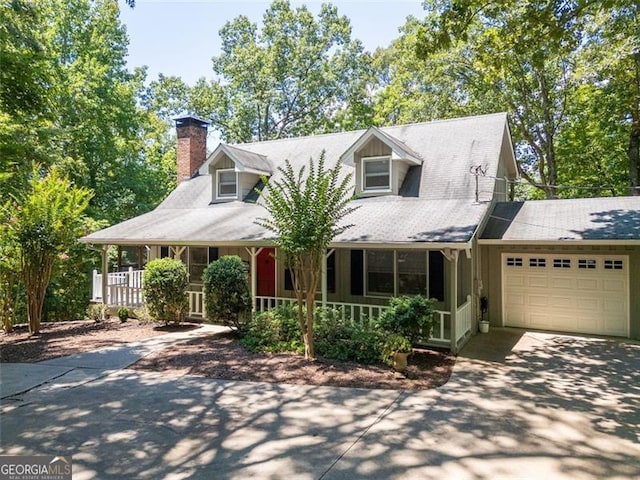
362,156,391,191
217,169,237,199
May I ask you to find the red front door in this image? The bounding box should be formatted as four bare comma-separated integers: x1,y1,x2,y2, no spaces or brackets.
257,248,276,297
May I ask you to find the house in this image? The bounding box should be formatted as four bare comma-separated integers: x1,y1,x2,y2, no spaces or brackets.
80,113,640,352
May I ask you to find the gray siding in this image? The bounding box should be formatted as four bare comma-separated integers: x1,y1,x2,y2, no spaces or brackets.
480,244,640,339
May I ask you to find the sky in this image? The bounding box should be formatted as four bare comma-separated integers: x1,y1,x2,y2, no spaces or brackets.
119,0,426,85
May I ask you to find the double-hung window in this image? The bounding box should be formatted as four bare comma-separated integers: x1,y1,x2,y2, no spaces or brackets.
217,169,237,198
362,157,391,191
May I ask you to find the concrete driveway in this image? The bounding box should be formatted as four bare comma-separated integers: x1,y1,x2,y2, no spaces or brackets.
1,328,639,479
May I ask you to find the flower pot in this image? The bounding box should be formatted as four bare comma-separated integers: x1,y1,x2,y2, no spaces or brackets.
392,351,409,372
479,321,490,334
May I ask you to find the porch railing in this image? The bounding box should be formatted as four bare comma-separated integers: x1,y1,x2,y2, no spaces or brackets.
188,290,205,318
91,275,473,348
455,295,473,343
254,296,464,346
92,268,144,307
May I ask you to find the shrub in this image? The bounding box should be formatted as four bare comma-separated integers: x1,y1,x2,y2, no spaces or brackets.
377,295,436,343
314,308,385,364
381,333,413,366
132,305,152,322
117,307,129,323
202,255,252,332
143,258,188,324
85,303,106,322
241,305,304,354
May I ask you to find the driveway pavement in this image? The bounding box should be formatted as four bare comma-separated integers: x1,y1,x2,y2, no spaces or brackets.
1,328,639,479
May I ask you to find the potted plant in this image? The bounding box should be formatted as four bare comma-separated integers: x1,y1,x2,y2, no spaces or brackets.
479,296,489,333
382,333,413,373
117,307,129,323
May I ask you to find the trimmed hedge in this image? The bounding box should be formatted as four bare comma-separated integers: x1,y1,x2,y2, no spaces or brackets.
142,258,188,324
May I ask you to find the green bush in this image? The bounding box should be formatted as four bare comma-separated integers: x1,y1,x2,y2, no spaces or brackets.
241,305,304,354
143,258,188,324
117,307,129,323
381,333,413,366
314,308,385,364
85,303,106,322
377,295,436,343
202,255,252,332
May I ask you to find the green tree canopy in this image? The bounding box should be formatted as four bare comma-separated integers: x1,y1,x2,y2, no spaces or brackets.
191,0,373,142
4,166,92,334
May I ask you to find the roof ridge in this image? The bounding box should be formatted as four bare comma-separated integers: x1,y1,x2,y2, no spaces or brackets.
227,112,509,148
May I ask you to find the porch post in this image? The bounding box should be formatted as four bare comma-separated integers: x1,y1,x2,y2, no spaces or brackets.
171,246,186,260
101,244,110,320
246,247,264,312
443,248,459,354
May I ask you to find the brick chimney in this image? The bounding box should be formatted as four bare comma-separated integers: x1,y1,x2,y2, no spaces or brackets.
175,115,209,183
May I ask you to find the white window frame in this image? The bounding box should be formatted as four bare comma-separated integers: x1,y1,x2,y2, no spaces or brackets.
216,168,238,199
361,156,392,192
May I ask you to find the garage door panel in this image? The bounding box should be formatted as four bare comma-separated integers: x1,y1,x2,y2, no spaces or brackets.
603,279,625,292
577,297,599,311
528,295,549,307
503,254,628,337
527,276,548,288
576,278,599,291
550,296,574,308
551,277,574,289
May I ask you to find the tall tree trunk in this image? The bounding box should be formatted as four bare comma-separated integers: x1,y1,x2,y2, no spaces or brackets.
630,52,640,195
629,113,640,196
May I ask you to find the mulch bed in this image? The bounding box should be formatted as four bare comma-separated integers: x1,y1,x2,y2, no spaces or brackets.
132,331,456,390
0,319,196,363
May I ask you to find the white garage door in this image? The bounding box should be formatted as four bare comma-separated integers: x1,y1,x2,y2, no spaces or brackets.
502,253,629,337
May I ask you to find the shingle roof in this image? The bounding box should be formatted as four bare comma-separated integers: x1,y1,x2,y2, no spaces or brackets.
214,144,273,174
480,197,640,242
82,197,490,246
198,112,511,203
83,112,512,246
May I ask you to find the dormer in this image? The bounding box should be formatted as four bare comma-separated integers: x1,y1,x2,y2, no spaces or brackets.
339,127,422,197
205,144,273,203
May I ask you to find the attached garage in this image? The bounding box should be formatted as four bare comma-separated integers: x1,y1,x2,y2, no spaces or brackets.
479,197,640,340
501,253,629,336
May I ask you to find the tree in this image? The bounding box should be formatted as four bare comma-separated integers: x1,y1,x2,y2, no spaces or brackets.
413,0,640,198
5,166,92,334
192,0,372,142
416,0,585,198
372,17,483,126
202,256,252,332
256,152,357,360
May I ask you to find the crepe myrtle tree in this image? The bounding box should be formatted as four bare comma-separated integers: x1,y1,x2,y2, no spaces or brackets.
256,151,357,360
4,165,92,334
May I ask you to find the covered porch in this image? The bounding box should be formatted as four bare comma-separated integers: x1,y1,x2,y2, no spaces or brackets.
89,243,475,352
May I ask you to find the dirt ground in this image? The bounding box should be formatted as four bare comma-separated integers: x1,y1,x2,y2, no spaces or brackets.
1,321,456,390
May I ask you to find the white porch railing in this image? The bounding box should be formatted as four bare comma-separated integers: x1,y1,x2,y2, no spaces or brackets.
92,267,144,307
254,296,390,323
90,273,474,349
188,290,205,318
253,296,467,347
455,295,473,343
